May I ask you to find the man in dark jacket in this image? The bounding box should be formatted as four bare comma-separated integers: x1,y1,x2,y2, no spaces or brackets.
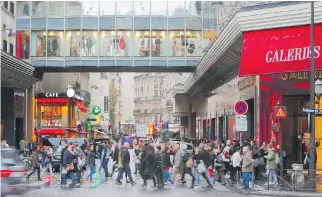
115,143,135,185
111,143,119,177
198,143,213,185
26,146,41,181
155,146,164,188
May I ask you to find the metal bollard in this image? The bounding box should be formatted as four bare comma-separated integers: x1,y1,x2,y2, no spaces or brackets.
251,159,255,190
267,169,270,190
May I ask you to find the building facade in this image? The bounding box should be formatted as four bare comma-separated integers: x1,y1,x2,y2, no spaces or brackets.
1,1,41,145
15,1,216,70
134,73,189,124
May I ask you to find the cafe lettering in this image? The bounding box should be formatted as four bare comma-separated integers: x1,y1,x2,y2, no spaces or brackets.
281,71,322,81
45,93,59,97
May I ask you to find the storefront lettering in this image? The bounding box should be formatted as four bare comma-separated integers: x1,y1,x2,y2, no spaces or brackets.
45,93,59,97
281,70,322,80
266,46,320,63
238,76,256,90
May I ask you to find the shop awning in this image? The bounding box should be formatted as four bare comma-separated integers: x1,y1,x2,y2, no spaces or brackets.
68,128,88,136
239,24,322,76
34,128,66,135
72,99,87,112
1,50,43,89
37,98,68,105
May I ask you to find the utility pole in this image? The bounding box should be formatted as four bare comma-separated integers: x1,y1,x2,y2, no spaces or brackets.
309,1,316,189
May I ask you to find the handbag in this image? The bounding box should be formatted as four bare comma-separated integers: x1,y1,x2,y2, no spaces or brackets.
197,161,206,174
67,162,74,171
186,159,193,168
253,157,264,167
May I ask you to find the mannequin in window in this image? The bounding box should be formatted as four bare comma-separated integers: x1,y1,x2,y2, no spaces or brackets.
23,40,29,59
172,36,177,56
72,45,77,56
180,35,188,56
155,36,162,57
113,36,120,56
86,37,93,56
47,37,51,54
139,39,145,56
23,3,30,16
187,39,195,56
147,38,153,57
119,36,126,56
52,36,59,56
80,35,87,56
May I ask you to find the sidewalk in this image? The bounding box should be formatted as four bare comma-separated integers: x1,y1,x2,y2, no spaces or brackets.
233,183,322,197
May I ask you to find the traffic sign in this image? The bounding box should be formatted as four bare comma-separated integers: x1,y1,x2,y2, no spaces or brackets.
274,106,287,118
234,100,248,115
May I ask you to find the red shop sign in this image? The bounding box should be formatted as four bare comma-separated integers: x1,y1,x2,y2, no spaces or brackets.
239,24,322,76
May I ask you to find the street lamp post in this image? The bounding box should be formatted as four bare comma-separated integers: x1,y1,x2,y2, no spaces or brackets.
309,1,316,189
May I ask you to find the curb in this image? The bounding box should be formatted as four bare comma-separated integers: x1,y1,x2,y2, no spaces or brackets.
27,180,50,189
233,184,322,197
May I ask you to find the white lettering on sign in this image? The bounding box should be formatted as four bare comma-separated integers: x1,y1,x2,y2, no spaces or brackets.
265,46,320,63
45,93,59,97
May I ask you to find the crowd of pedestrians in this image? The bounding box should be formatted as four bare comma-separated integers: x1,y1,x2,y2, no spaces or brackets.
16,135,288,190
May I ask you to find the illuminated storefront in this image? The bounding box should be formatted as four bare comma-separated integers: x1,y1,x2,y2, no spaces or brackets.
34,92,87,140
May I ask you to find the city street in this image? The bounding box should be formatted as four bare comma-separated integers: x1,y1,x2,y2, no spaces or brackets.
16,180,250,197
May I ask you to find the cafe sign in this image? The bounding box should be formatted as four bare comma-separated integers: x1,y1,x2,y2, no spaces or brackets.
45,93,59,97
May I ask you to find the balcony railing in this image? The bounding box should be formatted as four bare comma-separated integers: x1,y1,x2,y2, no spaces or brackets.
133,109,141,114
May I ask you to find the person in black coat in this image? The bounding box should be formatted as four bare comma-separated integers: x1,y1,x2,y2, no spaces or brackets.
141,145,157,188
155,146,164,188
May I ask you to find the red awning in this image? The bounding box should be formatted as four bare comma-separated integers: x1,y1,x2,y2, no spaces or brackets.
36,98,67,105
72,99,87,112
239,24,322,76
68,128,88,136
34,128,66,135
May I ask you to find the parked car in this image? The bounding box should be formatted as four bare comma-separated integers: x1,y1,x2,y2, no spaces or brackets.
1,148,28,197
42,138,86,172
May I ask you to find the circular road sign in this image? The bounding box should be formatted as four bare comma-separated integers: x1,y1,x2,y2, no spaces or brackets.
234,100,248,115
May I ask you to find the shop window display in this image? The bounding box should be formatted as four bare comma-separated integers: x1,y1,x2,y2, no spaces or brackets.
80,31,98,57
31,31,46,57
16,31,30,59
169,31,185,57
47,31,64,57
185,31,202,57
16,1,30,17
100,31,131,57
134,31,151,57
66,31,81,57
36,106,63,127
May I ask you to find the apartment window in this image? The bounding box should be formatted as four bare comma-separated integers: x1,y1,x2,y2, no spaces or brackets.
3,39,7,52
9,43,13,55
101,72,107,76
111,79,115,85
3,1,8,9
10,1,14,15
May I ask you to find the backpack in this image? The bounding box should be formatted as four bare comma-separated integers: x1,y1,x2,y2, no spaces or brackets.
182,152,189,163
274,153,280,165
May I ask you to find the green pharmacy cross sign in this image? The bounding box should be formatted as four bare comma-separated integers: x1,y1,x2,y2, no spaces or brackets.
92,106,101,115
